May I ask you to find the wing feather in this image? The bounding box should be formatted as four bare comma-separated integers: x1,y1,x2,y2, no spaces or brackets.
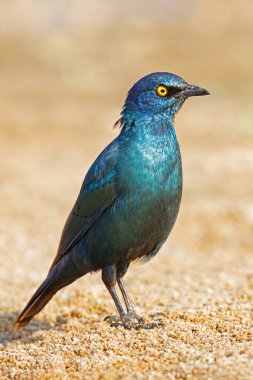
50,140,119,269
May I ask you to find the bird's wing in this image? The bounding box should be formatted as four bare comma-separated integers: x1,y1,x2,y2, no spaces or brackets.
50,140,119,269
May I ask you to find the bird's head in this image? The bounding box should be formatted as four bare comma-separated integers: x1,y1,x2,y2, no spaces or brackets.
121,72,209,125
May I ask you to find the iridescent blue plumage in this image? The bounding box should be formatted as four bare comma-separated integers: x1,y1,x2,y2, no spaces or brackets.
15,72,209,329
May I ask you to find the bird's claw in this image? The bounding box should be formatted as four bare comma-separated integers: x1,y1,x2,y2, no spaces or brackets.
105,311,144,328
122,314,163,330
105,310,144,325
121,315,143,330
125,311,145,324
105,312,162,330
104,315,121,323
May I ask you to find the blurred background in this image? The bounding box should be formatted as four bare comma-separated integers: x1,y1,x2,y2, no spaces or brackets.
0,1,253,376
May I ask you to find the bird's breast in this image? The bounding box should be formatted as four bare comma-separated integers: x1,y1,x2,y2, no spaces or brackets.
120,127,182,201
116,128,183,244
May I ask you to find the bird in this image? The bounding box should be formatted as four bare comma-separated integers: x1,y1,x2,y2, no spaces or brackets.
15,72,209,330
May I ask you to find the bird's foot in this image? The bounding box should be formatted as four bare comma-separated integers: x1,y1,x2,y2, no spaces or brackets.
122,318,162,330
125,311,145,324
104,309,143,324
106,312,161,330
104,315,121,323
105,311,143,328
121,313,144,330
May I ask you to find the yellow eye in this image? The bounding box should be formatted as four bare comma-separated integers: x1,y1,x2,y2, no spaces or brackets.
156,85,168,97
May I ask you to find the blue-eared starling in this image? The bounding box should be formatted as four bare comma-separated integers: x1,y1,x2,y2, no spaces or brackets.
15,72,209,329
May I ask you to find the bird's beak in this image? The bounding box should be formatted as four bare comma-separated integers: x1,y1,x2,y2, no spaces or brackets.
182,84,210,97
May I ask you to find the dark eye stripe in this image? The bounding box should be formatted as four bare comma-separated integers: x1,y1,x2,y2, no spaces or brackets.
167,86,182,97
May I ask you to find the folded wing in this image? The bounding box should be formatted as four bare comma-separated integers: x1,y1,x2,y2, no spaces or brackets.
50,140,119,269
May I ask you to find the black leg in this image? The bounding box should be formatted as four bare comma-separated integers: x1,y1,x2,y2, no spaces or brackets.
102,265,126,320
117,264,144,324
117,277,134,313
103,264,160,329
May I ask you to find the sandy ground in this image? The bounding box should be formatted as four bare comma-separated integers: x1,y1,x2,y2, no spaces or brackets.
0,1,253,379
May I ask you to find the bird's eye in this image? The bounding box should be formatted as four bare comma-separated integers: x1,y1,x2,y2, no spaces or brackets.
156,85,168,97
156,85,182,98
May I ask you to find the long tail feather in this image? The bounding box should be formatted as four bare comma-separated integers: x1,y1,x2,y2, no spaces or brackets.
14,268,62,329
14,253,89,329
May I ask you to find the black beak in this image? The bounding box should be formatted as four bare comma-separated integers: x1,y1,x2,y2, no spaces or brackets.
182,84,210,97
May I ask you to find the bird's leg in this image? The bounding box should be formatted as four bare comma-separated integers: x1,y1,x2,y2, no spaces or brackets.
102,264,159,329
102,265,143,329
116,264,163,329
102,265,126,324
116,263,144,324
117,277,144,324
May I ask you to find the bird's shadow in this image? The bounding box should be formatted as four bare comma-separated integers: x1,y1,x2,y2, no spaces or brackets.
0,311,61,347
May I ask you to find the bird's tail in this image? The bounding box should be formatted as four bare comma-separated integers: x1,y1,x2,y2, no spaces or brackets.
14,269,61,329
14,254,89,330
